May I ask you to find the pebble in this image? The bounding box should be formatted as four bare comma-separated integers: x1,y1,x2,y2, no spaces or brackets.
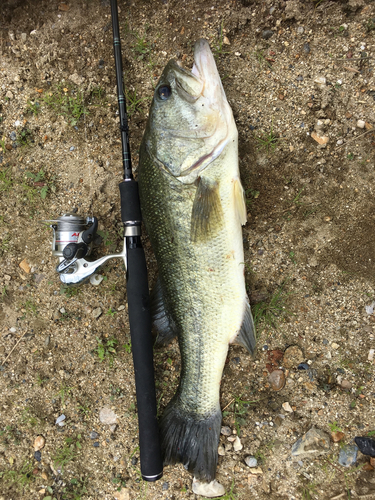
56,414,66,426
6,91,13,99
245,456,258,468
314,76,326,88
311,132,329,145
354,437,375,457
9,327,17,333
227,435,236,442
268,369,286,391
357,120,366,129
297,363,309,370
92,307,103,319
221,426,232,436
262,30,274,40
192,478,225,498
34,450,42,462
296,75,304,82
368,349,374,361
90,431,99,439
233,436,243,451
90,274,103,286
60,307,66,314
340,379,352,390
297,26,304,34
162,482,169,491
331,431,345,443
292,427,330,456
282,402,293,413
331,342,339,350
99,406,117,425
218,444,225,456
69,146,75,151
338,444,358,467
336,139,344,145
225,442,233,452
248,467,263,475
110,424,117,432
19,259,31,274
131,456,138,465
118,305,126,311
223,36,230,45
93,442,99,447
10,131,17,141
303,43,311,54
283,345,304,368
44,336,50,347
34,435,45,451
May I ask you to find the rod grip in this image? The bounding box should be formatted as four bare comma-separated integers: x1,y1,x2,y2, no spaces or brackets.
126,245,163,481
119,180,142,223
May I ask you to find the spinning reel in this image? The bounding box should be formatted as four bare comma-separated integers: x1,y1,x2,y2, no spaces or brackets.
46,213,126,286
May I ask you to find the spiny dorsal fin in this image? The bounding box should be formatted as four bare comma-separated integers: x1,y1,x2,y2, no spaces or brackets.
233,177,247,226
151,276,178,346
190,177,223,243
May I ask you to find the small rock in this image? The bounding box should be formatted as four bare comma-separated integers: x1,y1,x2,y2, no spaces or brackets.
368,349,374,361
262,30,274,40
314,76,326,88
233,436,243,452
338,444,358,467
21,33,27,42
192,478,225,498
34,435,45,451
297,26,304,34
34,451,42,462
311,131,329,145
340,380,352,390
296,75,304,82
331,342,339,350
110,424,117,432
90,431,99,440
92,307,103,319
245,456,258,468
10,131,17,141
225,442,232,452
19,259,31,274
117,305,126,311
337,139,343,145
292,427,330,456
268,369,285,391
6,91,14,99
162,482,169,491
44,336,50,347
303,43,311,54
354,437,375,457
357,120,366,129
93,442,99,447
221,426,232,436
223,36,230,45
56,414,66,426
249,467,263,475
99,406,118,425
282,402,293,413
60,307,66,314
283,345,304,368
9,327,17,334
218,444,225,456
331,431,345,443
297,363,310,370
227,435,236,442
113,487,130,500
131,456,138,465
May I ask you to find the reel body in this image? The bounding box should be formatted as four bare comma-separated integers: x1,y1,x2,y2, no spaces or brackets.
48,213,126,285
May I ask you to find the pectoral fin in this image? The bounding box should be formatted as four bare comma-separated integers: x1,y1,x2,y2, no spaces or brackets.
230,301,256,355
151,276,178,346
191,177,223,243
233,177,247,226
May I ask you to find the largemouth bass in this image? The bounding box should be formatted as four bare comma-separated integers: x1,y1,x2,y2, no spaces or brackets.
138,39,255,483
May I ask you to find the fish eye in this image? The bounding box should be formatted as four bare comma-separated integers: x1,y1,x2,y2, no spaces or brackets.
158,85,172,100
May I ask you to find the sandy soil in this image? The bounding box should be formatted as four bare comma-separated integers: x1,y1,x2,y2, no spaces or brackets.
1,0,375,499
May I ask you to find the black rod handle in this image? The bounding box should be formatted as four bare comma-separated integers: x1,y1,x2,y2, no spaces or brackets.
126,242,163,481
110,0,132,180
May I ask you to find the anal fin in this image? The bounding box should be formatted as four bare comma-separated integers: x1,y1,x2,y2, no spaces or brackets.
230,300,256,355
151,276,178,346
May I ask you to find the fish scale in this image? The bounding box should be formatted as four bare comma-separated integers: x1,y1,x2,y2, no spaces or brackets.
139,39,256,482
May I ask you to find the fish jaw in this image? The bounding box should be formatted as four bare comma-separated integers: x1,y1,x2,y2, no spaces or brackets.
143,39,236,184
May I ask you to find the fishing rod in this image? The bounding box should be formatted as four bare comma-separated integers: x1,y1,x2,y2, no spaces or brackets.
46,0,163,483
109,0,163,482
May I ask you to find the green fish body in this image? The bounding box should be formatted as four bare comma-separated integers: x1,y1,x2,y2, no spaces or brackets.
139,39,255,482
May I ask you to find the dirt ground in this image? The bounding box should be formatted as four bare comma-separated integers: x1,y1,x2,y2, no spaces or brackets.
1,0,375,499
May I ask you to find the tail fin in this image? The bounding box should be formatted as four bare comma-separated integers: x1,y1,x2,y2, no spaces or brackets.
159,398,221,481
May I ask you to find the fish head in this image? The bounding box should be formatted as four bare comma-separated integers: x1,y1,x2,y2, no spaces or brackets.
143,39,236,184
